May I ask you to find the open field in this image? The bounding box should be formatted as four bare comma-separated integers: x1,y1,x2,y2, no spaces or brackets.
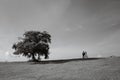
0,57,120,80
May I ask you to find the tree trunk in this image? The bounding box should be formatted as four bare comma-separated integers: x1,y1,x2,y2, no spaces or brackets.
31,53,36,61
38,54,41,61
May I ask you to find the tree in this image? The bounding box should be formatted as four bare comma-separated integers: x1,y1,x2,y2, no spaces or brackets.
12,31,51,61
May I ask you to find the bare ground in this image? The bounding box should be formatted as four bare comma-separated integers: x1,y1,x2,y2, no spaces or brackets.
0,57,120,80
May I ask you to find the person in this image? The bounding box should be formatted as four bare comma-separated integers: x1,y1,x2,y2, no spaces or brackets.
82,51,88,59
82,51,85,59
84,51,88,58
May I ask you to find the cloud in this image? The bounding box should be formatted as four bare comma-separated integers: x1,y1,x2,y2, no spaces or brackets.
77,25,83,29
65,27,71,32
64,25,83,32
97,54,102,58
5,51,10,56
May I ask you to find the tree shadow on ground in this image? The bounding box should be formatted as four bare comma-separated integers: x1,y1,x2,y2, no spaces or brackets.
30,58,104,64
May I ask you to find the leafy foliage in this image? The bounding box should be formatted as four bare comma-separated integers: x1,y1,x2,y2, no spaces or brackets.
12,31,51,61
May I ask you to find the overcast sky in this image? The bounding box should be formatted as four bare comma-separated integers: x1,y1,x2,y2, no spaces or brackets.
0,0,120,61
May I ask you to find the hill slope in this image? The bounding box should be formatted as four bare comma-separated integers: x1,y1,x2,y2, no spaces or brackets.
0,57,120,80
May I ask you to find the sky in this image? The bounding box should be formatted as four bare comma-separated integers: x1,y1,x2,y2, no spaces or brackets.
0,0,120,61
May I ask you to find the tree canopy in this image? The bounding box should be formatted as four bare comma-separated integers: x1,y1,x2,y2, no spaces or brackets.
12,31,51,61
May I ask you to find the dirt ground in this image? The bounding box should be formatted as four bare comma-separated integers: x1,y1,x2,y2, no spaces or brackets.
0,57,120,80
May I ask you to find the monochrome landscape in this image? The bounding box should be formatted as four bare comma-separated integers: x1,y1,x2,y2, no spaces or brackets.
0,0,120,80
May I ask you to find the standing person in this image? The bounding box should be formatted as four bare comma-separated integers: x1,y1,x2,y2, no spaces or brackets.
84,51,88,58
82,51,85,59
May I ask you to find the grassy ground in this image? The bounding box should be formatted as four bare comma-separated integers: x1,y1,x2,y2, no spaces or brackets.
0,57,120,80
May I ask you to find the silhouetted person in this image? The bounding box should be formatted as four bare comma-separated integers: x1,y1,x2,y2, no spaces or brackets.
82,51,85,59
82,51,88,59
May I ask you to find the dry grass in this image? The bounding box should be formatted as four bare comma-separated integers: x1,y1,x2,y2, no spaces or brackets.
0,57,120,80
